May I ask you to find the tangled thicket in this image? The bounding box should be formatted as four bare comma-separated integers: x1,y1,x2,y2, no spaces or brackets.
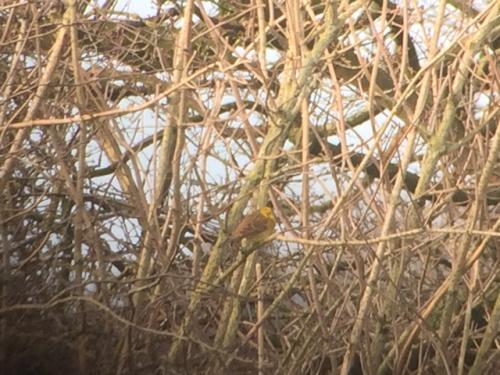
0,0,499,374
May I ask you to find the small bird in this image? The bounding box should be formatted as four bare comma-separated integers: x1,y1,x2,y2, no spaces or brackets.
229,207,276,245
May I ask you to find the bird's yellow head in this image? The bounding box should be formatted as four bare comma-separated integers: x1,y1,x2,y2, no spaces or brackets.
259,207,274,219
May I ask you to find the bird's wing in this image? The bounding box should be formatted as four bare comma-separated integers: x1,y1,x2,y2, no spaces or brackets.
233,212,267,240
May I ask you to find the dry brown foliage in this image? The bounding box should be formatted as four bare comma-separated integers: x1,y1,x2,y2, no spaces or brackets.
0,1,499,374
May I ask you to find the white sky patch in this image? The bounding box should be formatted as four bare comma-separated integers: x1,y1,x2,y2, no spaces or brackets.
113,0,156,17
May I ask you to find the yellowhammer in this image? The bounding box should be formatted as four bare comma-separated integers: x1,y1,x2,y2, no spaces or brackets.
230,207,276,245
